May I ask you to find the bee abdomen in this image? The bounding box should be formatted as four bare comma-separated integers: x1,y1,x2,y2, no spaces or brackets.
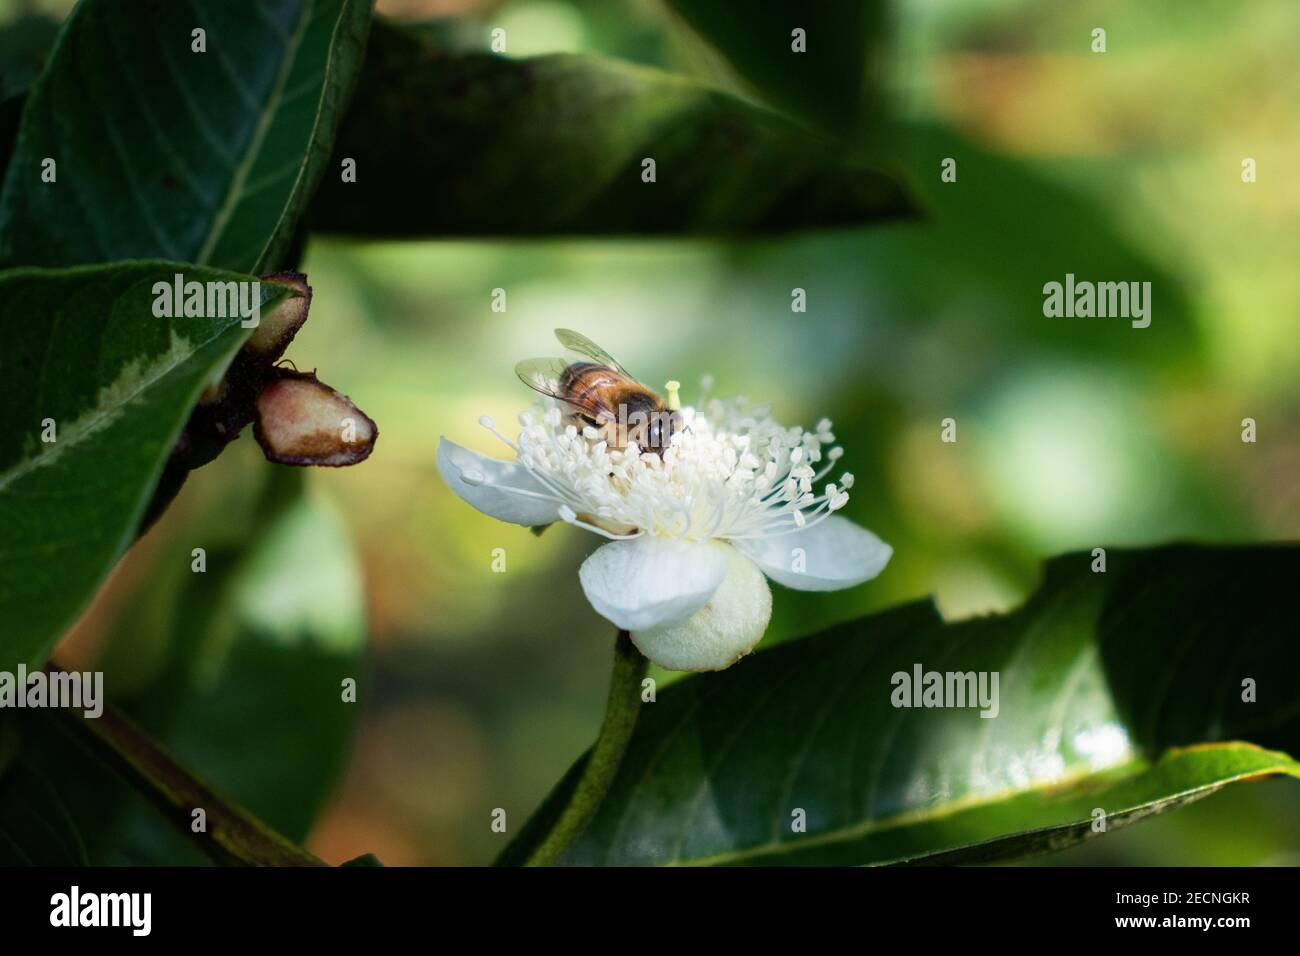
561,362,615,414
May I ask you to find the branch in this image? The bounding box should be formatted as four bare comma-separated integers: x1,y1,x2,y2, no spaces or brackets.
44,662,324,867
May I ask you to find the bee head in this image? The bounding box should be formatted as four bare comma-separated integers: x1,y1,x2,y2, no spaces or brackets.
617,396,677,456
645,410,673,455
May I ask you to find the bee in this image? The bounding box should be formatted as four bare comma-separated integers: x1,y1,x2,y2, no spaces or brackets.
516,329,678,455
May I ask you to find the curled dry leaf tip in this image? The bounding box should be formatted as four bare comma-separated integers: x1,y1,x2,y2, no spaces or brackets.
253,369,378,467
143,272,377,531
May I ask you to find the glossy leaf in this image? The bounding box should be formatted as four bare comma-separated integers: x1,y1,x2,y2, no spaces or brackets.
663,0,885,133
0,0,372,272
308,19,913,238
0,262,290,670
506,545,1300,865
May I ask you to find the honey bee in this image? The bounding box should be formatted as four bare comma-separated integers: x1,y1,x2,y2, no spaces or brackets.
516,329,677,454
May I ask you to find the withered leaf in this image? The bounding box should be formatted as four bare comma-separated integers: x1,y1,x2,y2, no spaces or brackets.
254,369,378,467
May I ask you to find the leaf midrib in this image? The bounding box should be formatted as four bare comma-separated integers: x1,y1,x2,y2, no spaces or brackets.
0,282,262,494
664,742,1296,866
193,0,316,266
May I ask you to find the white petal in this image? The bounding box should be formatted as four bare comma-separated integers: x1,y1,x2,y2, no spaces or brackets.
437,437,561,527
631,542,772,672
579,537,726,632
733,515,891,591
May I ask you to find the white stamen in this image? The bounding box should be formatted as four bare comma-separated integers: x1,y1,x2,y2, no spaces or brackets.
558,504,643,540
479,415,519,451
484,396,852,544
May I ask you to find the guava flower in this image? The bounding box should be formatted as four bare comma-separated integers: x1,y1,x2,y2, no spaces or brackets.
438,391,891,671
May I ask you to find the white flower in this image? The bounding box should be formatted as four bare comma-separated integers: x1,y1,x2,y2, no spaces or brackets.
438,395,891,672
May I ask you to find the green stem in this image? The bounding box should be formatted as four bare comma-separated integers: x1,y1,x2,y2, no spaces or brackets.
524,631,647,866
44,661,324,867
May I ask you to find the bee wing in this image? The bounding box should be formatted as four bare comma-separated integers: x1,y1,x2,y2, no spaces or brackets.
515,356,622,424
515,357,574,400
554,328,630,377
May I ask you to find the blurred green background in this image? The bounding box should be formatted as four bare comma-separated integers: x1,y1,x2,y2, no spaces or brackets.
15,0,1298,864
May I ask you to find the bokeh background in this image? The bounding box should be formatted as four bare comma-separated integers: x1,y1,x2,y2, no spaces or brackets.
12,0,1297,864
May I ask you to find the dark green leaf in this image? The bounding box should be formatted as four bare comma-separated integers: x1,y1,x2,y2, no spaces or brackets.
513,545,1300,865
0,0,372,272
393,16,488,53
0,725,89,866
0,93,24,183
663,0,885,133
711,118,1198,382
0,261,290,671
309,19,913,238
861,120,1197,358
0,707,116,865
0,13,60,102
0,12,61,186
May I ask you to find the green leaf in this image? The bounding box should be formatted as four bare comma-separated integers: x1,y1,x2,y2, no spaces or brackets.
510,544,1300,865
861,120,1198,359
0,13,60,102
885,744,1299,866
0,0,372,272
0,93,23,184
308,19,913,237
663,0,885,133
0,13,60,186
0,261,290,671
0,732,89,866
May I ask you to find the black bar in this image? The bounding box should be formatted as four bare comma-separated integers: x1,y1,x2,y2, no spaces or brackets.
0,866,1288,942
